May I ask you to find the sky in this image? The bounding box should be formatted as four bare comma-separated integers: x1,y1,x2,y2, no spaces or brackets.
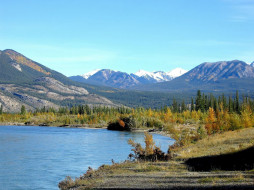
1,0,254,76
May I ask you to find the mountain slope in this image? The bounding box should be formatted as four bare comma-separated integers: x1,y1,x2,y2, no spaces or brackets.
182,60,254,82
133,60,254,93
89,69,140,88
0,49,117,112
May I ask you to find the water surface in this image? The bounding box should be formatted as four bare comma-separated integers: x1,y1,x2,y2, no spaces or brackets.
0,125,174,190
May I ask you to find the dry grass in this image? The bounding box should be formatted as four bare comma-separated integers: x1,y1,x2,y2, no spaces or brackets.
175,127,254,159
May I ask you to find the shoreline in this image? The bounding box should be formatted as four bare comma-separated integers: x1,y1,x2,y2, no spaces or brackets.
0,122,171,136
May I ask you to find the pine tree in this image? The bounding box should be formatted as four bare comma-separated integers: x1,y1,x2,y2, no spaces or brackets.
235,90,240,113
222,93,227,110
181,100,186,112
0,105,3,115
195,90,202,111
21,105,26,115
172,98,178,113
228,96,233,113
201,93,205,112
191,97,195,111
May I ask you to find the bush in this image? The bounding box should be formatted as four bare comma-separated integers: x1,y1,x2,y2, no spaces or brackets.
128,132,171,161
107,116,137,131
58,176,74,190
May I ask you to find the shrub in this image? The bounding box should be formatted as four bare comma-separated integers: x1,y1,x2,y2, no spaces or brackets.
128,132,171,161
107,116,137,131
58,176,74,190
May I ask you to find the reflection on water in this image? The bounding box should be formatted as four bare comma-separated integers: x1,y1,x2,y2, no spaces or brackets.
0,125,174,190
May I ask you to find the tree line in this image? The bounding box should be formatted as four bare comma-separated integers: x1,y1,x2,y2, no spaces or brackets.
0,90,253,142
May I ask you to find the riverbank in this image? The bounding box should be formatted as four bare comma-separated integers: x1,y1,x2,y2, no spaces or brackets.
0,122,173,136
0,122,107,129
59,128,254,190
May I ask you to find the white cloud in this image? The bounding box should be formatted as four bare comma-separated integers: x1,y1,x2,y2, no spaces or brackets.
223,0,254,22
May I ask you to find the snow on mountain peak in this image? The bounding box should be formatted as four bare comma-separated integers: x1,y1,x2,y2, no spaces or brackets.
134,68,187,82
80,68,188,83
134,70,153,77
167,68,187,78
81,69,101,79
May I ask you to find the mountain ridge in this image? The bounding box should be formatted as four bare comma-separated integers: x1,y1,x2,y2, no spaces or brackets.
70,68,187,89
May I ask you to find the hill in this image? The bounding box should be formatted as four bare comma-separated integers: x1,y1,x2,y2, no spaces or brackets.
0,49,117,112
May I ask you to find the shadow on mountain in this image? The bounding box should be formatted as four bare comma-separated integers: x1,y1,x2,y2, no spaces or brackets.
185,146,254,171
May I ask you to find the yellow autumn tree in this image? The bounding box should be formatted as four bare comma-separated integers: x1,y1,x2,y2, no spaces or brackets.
144,132,155,155
205,107,217,135
147,108,153,117
163,107,172,123
241,105,252,128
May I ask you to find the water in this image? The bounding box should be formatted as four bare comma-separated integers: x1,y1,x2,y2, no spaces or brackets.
0,125,174,190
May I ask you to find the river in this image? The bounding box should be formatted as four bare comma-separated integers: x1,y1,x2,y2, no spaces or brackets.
0,125,174,190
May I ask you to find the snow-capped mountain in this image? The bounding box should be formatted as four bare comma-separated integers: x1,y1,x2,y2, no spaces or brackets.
82,69,101,79
134,70,168,82
133,60,254,92
167,68,187,78
251,61,254,67
133,68,187,82
70,68,188,89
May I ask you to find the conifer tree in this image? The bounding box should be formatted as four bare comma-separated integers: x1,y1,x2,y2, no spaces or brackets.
181,100,186,112
195,90,202,111
235,90,240,113
21,105,26,115
228,96,233,113
172,98,178,113
191,98,195,111
201,93,205,112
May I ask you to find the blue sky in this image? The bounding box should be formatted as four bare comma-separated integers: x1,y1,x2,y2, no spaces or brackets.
1,0,254,76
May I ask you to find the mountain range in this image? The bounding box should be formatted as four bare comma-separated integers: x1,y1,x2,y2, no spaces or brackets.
1,49,254,112
133,60,254,93
70,68,187,88
70,60,254,93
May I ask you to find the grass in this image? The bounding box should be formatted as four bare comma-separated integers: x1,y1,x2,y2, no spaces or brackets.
198,174,245,184
134,163,168,172
174,127,254,159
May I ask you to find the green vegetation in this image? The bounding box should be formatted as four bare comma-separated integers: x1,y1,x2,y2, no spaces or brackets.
20,105,26,115
0,105,2,115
